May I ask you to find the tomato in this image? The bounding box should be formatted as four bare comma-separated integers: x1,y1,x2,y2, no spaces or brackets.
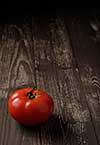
8,88,54,125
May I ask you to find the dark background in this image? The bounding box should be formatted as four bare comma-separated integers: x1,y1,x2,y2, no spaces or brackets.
0,0,99,19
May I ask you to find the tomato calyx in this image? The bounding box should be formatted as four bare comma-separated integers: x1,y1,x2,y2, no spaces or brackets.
26,87,36,99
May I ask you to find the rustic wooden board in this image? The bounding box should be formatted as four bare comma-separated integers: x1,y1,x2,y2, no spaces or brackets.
0,16,99,145
65,16,100,145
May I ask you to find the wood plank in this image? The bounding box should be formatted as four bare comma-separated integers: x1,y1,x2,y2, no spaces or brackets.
0,23,41,145
32,18,65,145
65,16,100,145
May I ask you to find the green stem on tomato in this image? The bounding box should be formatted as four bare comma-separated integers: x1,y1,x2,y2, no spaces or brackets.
27,86,37,99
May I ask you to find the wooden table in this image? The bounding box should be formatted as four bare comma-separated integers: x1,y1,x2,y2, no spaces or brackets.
0,15,100,145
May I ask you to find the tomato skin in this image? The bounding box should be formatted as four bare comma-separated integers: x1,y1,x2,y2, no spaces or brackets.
8,88,54,125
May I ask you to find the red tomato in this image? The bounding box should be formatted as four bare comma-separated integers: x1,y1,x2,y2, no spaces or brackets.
8,88,54,125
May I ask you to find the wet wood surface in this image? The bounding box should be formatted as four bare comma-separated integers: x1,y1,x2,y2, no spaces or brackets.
0,16,100,145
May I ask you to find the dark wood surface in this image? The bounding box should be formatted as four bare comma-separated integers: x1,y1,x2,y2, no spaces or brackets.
0,16,100,145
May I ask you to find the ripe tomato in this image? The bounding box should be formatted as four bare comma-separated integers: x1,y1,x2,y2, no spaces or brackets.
8,88,54,125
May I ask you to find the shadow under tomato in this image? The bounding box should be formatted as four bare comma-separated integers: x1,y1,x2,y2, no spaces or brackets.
18,114,81,145
41,114,81,144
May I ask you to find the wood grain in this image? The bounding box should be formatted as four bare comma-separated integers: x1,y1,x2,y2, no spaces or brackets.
0,16,99,145
65,16,100,145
